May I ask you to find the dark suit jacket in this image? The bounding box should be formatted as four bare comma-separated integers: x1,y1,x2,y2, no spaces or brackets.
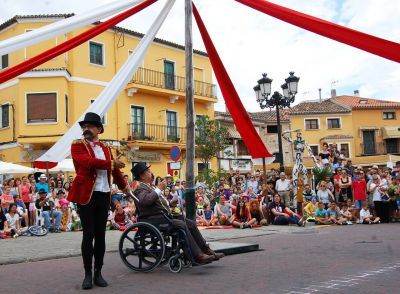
133,182,170,218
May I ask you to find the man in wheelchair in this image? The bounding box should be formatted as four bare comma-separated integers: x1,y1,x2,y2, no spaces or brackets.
131,163,224,265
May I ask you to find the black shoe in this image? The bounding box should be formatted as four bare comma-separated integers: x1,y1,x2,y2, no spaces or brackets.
82,270,93,290
94,269,108,287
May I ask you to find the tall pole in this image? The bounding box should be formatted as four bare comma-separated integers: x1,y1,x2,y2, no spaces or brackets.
185,0,196,221
275,99,285,172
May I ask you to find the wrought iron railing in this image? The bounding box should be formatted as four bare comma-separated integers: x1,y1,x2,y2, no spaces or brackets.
128,123,186,143
129,67,217,98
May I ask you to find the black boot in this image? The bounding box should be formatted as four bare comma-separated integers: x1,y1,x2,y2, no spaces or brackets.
82,269,93,290
93,267,108,287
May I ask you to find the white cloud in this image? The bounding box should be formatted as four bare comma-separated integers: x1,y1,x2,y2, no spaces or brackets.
0,0,399,112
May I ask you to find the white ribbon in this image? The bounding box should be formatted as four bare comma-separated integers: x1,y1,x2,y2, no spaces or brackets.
0,0,145,56
36,0,176,164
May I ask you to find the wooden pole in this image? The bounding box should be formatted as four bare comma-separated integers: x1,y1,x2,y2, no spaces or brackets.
184,0,196,221
262,157,266,175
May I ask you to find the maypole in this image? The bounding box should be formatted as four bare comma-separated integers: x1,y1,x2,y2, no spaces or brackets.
184,0,196,221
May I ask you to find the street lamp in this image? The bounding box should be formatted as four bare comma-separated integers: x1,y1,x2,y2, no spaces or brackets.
254,72,300,172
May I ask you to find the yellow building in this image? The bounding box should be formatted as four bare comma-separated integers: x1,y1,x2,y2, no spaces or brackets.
0,14,218,179
289,95,400,167
332,95,400,166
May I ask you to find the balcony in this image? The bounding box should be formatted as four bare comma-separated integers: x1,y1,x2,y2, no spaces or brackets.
128,67,217,98
128,123,186,145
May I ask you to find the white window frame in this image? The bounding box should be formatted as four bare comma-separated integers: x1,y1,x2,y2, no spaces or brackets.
89,40,105,67
336,142,352,158
163,59,176,90
383,111,395,120
304,117,320,130
308,144,320,157
130,104,146,137
326,117,342,129
25,91,59,125
166,109,179,140
0,53,9,70
0,102,10,129
90,99,107,125
65,94,69,125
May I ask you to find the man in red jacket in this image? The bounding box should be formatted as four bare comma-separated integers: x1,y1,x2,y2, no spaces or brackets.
68,112,127,290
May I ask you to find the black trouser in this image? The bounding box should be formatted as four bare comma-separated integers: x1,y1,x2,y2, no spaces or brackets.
77,191,110,271
171,216,207,258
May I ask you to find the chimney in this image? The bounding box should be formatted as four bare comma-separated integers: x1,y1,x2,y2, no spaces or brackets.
331,89,337,98
318,88,322,102
354,90,360,97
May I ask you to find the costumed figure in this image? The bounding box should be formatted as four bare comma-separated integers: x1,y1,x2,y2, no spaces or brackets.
67,112,127,290
282,129,318,189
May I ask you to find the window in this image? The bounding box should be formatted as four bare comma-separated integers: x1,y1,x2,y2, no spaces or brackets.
0,54,9,70
237,140,250,156
267,125,278,133
131,106,145,139
1,104,10,128
197,162,211,174
339,143,350,158
164,60,175,90
386,139,399,154
90,100,106,124
166,111,177,141
327,118,341,129
309,145,319,156
383,112,395,120
27,93,57,123
305,119,319,130
65,94,69,124
363,130,376,155
89,41,104,66
272,152,281,163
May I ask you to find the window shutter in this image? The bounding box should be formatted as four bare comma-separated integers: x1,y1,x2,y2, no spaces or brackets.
27,93,57,122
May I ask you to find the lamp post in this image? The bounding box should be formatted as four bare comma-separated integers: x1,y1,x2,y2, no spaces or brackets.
254,72,300,172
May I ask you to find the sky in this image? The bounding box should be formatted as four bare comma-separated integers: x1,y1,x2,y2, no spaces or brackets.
0,0,399,112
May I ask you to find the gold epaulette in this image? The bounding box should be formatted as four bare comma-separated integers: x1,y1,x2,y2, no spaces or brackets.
72,139,83,144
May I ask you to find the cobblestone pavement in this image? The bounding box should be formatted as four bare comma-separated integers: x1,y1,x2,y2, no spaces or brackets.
0,223,324,265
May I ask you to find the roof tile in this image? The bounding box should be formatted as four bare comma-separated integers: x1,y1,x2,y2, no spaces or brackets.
288,99,351,115
332,95,400,109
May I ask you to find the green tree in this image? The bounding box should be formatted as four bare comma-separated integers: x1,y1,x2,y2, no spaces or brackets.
195,115,230,178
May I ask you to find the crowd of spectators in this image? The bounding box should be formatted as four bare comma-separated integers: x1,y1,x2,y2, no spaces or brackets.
1,152,400,239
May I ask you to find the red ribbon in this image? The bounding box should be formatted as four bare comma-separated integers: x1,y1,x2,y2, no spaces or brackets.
235,0,400,63
193,4,272,159
0,0,158,84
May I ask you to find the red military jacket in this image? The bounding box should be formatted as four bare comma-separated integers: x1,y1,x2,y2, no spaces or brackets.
67,139,126,205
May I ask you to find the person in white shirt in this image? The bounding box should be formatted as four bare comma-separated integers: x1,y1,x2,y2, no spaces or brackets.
360,202,380,224
275,172,292,208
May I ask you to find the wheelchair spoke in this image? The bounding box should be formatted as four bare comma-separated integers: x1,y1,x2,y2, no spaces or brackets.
125,235,140,248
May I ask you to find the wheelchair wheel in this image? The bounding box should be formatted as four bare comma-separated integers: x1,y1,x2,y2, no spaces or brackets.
168,256,183,273
28,225,48,236
119,222,165,272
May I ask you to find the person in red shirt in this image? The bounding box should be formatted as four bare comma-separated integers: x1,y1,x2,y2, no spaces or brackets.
352,171,367,220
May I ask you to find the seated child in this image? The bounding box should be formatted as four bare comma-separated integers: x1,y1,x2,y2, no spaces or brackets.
304,196,318,222
339,203,354,224
14,195,29,227
360,203,380,224
314,202,332,225
59,199,70,231
111,202,133,230
327,202,347,225
69,208,81,231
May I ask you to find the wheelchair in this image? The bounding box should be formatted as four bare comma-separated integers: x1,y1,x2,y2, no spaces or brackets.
119,213,195,273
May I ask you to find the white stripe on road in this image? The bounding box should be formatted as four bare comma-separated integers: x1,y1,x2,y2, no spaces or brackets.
280,261,400,294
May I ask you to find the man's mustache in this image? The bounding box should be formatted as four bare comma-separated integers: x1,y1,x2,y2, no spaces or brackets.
83,130,93,137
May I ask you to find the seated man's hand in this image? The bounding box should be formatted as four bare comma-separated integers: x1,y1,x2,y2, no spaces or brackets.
283,213,290,218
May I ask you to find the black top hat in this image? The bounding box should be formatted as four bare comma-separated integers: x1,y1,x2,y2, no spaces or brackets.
79,112,104,134
131,162,151,180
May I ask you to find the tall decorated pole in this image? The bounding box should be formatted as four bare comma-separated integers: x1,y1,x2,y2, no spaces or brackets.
184,0,196,220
